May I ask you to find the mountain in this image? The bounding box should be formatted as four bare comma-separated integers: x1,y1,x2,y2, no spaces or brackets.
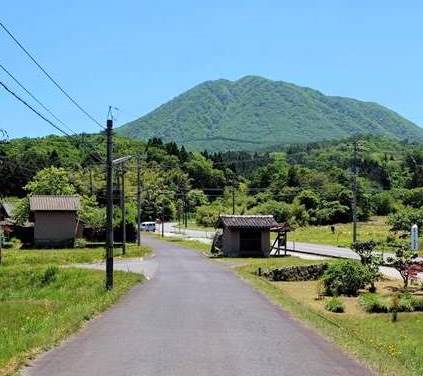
117,76,423,151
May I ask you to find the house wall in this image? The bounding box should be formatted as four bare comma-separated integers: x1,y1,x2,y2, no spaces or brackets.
222,228,239,257
34,211,77,247
222,228,271,257
261,231,271,256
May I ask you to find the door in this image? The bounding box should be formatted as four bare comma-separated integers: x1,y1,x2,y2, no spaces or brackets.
239,230,262,256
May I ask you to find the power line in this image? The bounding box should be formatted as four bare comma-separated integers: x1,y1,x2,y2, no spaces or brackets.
0,20,105,130
0,80,71,136
0,62,75,134
0,80,105,163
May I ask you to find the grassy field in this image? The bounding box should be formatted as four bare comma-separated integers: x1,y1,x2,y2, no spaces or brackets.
0,244,150,376
290,216,391,247
1,243,151,267
175,220,216,232
235,262,423,376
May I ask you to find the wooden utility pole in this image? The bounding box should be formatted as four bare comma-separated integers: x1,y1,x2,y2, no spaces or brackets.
136,155,141,246
352,138,358,243
105,118,114,290
89,168,93,196
120,167,126,255
232,183,235,215
161,206,165,237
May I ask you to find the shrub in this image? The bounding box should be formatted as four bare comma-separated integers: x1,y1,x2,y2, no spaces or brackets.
398,292,417,312
325,297,345,313
262,263,328,281
322,260,371,296
41,266,59,285
74,238,87,248
359,293,389,313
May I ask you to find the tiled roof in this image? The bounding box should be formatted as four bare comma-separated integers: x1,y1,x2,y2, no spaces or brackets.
218,215,279,229
29,195,81,211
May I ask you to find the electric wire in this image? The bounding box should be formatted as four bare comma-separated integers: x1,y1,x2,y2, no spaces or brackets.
0,20,105,130
0,62,75,134
0,80,104,163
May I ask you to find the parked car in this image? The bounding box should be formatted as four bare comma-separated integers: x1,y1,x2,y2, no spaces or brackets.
141,221,156,232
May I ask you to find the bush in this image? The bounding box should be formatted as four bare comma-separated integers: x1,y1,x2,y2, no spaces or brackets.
262,263,328,281
325,297,345,313
74,238,87,248
359,293,389,313
359,292,423,313
398,292,418,312
322,260,371,296
41,266,59,285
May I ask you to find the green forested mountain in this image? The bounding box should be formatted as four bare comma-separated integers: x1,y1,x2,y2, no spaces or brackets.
118,76,423,151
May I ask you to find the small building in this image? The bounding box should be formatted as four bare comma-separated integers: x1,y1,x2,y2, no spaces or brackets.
0,202,14,222
217,215,279,257
30,195,82,247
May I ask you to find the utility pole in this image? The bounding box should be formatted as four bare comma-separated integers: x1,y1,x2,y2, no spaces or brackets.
352,137,358,243
89,168,93,196
161,206,165,237
120,167,126,255
136,155,141,246
105,118,114,290
232,182,235,215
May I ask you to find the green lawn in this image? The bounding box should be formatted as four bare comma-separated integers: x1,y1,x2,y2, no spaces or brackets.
1,243,151,267
290,217,391,247
0,244,150,376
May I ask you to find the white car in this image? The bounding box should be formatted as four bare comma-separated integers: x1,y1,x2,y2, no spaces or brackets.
141,221,156,232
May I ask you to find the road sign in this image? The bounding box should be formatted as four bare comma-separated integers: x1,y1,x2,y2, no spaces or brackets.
411,224,418,251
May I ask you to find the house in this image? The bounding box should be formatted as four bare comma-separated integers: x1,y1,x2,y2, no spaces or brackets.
0,201,15,236
216,215,279,257
0,201,14,222
29,195,82,247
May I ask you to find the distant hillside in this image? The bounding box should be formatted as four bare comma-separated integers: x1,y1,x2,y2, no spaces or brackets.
117,76,423,151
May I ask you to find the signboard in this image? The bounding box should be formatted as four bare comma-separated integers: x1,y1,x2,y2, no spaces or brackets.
411,224,418,251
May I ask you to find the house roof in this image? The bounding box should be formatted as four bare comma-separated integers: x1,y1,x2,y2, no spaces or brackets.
29,195,81,212
217,215,279,230
1,202,14,217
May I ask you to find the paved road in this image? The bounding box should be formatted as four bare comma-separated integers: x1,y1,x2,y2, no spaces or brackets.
23,236,373,376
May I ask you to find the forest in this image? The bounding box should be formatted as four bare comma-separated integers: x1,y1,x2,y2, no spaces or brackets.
2,133,423,240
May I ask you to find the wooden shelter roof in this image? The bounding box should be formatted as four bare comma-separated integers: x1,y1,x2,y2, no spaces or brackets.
217,215,279,230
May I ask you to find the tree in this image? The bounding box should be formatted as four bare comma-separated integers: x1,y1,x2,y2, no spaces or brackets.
25,167,76,195
351,240,381,292
297,189,320,210
386,246,421,288
187,189,208,209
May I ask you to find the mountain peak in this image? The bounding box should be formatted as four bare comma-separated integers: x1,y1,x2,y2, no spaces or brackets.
118,77,423,151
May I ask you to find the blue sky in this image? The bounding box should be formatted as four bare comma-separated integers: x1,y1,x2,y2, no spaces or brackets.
1,1,423,139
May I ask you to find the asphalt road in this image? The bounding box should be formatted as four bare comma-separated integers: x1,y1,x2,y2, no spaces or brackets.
23,236,373,376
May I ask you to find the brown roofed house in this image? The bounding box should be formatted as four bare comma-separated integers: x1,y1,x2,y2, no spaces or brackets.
30,195,82,247
217,215,279,257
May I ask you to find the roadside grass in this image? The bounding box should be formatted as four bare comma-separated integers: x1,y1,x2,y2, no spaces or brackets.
234,262,423,376
149,234,211,253
290,216,391,248
1,244,152,267
0,245,149,375
174,220,215,232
